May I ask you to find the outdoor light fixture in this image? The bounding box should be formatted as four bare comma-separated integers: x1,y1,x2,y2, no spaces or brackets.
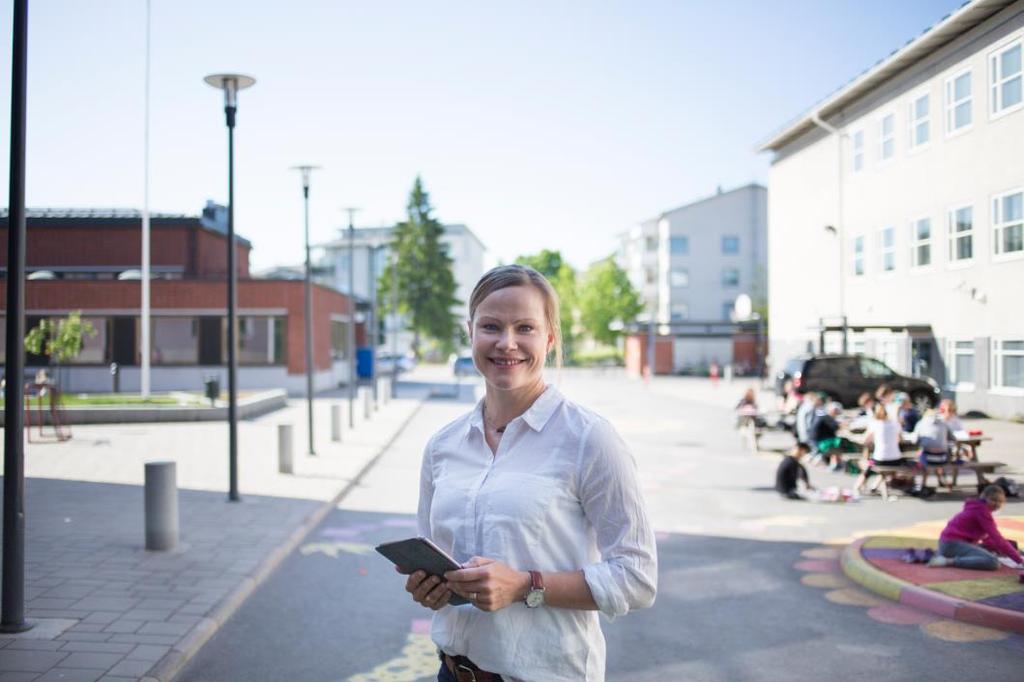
204,72,256,502
291,165,321,456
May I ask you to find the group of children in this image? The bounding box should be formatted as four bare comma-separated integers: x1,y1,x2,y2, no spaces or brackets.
767,385,1021,572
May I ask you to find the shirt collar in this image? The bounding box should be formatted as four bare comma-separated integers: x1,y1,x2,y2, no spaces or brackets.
465,384,562,438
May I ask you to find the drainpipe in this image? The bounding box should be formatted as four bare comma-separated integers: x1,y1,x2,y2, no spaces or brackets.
809,109,847,354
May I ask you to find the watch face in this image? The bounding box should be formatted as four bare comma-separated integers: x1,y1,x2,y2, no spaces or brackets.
526,590,544,608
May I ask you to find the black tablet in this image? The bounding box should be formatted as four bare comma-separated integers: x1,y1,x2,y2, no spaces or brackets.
375,536,469,605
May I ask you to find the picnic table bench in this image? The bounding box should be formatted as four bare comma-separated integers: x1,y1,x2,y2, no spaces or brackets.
868,460,1006,501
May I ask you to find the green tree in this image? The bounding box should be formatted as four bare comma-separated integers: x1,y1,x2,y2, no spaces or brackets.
25,311,97,363
377,177,460,358
577,257,643,346
514,249,577,361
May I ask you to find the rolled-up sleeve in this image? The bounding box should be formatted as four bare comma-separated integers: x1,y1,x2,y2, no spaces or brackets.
577,418,657,620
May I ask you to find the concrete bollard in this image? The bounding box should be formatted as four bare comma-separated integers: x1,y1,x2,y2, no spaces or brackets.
144,461,179,551
362,386,372,420
331,403,342,442
278,423,294,474
381,378,390,405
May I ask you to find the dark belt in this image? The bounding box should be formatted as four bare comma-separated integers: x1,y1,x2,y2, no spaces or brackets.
441,652,504,682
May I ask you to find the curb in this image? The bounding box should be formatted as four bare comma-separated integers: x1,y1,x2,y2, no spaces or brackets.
841,538,1024,635
146,397,428,682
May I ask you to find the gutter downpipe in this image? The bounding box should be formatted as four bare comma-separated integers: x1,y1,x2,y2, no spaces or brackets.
809,109,847,354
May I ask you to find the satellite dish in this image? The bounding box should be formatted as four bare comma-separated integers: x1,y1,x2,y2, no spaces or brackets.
734,294,752,320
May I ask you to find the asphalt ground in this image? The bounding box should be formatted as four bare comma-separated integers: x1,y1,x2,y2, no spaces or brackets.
178,370,1024,681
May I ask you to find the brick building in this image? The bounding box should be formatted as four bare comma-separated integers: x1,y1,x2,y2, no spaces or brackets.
0,203,364,394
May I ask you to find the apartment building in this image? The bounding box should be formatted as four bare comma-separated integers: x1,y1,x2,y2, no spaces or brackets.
619,183,767,373
760,0,1024,418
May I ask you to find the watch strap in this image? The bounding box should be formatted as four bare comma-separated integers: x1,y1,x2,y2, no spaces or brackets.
528,570,544,591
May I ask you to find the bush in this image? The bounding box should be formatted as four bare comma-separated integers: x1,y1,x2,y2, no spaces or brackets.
570,347,623,367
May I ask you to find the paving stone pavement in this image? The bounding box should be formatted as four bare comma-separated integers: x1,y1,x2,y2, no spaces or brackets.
0,380,436,681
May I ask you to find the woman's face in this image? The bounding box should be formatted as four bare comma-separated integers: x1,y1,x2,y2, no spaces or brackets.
469,285,553,394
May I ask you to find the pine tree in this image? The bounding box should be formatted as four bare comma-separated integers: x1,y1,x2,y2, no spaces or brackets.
378,177,460,358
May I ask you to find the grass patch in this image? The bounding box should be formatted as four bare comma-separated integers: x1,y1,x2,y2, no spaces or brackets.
4,393,206,408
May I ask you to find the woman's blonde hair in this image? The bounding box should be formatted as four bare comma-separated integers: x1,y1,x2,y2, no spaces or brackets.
873,403,888,421
468,264,563,369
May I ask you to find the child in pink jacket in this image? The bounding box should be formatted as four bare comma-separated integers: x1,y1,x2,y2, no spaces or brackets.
929,485,1022,570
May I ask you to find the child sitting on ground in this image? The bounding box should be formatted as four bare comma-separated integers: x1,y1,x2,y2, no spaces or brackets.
776,443,815,500
928,485,1023,570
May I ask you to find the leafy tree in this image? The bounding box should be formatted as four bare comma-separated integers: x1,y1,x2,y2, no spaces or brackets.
514,249,577,361
25,311,96,363
578,257,643,346
377,177,460,357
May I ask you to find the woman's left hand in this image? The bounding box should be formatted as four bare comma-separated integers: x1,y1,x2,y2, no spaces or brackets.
444,557,529,612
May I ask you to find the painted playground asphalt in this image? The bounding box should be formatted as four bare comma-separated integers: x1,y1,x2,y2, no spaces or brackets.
841,515,1024,634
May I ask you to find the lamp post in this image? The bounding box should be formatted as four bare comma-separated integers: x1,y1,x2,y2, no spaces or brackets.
344,208,359,428
390,248,399,399
292,165,320,455
367,245,379,409
2,0,32,635
204,73,256,502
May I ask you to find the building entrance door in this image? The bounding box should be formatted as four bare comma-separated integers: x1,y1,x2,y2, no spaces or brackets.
911,339,934,378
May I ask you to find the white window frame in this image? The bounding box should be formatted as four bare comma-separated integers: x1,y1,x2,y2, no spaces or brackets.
852,235,865,276
669,268,689,288
851,129,864,172
878,112,896,162
946,339,976,391
907,90,931,151
945,67,973,137
721,235,740,255
946,203,974,268
991,338,1024,395
909,216,933,269
878,226,896,274
990,37,1023,120
721,267,740,287
992,187,1024,261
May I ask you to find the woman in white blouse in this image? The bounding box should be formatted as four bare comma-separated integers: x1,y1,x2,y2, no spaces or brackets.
402,264,657,682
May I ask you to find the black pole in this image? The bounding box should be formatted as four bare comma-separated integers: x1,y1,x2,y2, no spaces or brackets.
304,186,315,455
368,246,377,408
226,105,239,502
346,212,356,428
2,0,32,634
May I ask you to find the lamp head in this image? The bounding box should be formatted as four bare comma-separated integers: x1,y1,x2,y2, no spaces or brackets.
823,224,837,235
204,73,256,108
290,165,322,190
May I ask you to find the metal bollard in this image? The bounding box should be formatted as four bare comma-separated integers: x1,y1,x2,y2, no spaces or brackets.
381,378,390,405
278,423,294,474
362,386,372,420
331,403,342,442
145,461,179,551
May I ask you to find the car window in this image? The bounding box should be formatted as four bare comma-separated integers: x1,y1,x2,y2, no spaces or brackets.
860,357,893,378
785,359,805,375
831,358,859,379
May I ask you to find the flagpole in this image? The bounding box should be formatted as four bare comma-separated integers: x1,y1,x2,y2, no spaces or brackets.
140,0,152,397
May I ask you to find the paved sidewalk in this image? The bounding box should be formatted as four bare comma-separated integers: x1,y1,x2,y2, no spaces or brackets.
0,380,434,682
841,516,1024,634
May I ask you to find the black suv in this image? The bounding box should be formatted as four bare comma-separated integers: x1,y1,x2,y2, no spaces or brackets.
775,354,941,409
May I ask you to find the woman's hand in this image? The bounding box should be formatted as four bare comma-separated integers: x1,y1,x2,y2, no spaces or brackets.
400,567,452,611
444,557,530,612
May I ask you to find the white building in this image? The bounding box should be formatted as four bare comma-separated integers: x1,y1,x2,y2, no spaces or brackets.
760,0,1024,418
619,184,767,372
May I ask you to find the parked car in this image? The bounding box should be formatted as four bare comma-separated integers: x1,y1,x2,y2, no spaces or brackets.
376,352,416,375
775,354,941,409
452,355,479,378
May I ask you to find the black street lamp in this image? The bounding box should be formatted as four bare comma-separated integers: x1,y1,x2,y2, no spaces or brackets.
292,165,321,456
2,0,32,635
344,208,359,428
204,73,255,502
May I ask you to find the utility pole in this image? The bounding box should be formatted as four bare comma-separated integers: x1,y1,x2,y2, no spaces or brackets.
344,208,359,428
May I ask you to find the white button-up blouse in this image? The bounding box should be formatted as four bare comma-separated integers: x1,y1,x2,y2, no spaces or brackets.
417,385,657,682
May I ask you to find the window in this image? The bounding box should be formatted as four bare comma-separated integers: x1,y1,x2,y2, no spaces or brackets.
946,70,972,133
851,130,864,171
722,302,734,321
65,316,108,365
948,205,974,262
879,227,896,272
238,316,286,365
948,340,975,387
879,113,895,160
669,268,689,288
152,317,198,364
670,302,688,322
992,339,1024,390
645,236,658,252
993,189,1023,256
908,93,930,148
331,320,349,360
645,268,656,285
991,40,1022,117
669,236,689,255
853,236,865,275
910,217,932,268
860,357,893,379
722,236,739,254
721,268,740,286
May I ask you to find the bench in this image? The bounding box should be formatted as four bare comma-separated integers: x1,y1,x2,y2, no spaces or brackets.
866,461,1006,500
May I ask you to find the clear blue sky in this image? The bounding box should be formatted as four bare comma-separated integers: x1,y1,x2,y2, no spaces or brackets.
0,0,964,273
